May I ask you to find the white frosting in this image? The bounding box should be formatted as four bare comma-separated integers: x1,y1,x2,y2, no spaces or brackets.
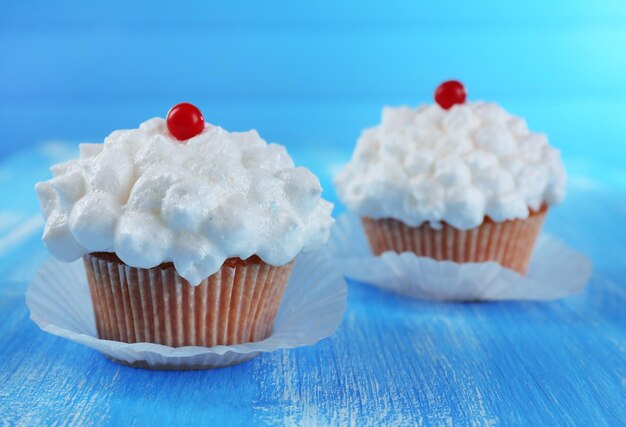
36,118,334,285
334,102,566,230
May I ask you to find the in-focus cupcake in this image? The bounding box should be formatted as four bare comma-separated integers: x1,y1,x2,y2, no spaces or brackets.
36,102,334,347
334,81,566,275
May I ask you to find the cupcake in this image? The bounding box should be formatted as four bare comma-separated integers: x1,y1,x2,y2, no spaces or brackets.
334,81,566,275
36,102,334,347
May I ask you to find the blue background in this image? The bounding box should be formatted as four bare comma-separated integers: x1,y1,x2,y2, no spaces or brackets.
2,1,626,199
1,1,626,425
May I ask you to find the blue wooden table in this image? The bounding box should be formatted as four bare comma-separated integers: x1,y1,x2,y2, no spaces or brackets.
1,138,625,425
2,1,626,425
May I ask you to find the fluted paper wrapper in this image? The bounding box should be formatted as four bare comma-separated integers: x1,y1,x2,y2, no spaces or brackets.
329,214,592,301
362,207,547,275
27,249,347,370
83,254,292,348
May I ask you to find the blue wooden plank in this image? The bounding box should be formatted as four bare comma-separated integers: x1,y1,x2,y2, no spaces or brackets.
1,260,625,425
0,136,625,424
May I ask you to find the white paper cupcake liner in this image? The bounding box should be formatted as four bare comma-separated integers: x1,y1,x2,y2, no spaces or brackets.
328,214,592,301
27,249,347,370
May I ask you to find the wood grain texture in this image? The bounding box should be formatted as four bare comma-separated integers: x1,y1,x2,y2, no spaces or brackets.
1,140,625,425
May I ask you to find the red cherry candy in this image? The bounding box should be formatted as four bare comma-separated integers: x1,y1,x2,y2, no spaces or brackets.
434,80,466,110
166,102,205,141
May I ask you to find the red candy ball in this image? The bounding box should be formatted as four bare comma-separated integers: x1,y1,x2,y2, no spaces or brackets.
434,80,466,110
166,102,205,141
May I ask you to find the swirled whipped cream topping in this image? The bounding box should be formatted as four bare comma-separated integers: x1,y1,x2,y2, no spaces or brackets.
334,102,566,230
36,118,334,285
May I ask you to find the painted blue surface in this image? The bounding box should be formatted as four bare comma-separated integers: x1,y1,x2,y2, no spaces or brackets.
1,1,626,425
0,144,625,425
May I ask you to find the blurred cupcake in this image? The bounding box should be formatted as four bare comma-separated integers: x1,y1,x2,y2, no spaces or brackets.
36,102,334,347
334,81,566,275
